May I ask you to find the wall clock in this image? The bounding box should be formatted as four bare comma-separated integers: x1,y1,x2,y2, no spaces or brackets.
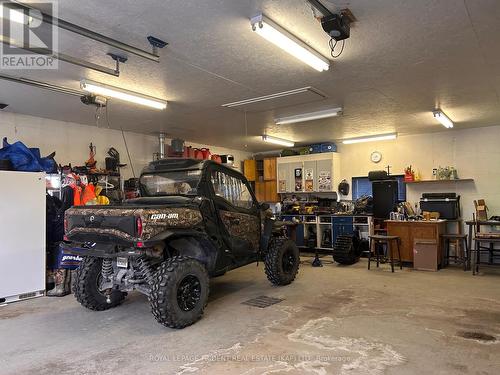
371,151,382,163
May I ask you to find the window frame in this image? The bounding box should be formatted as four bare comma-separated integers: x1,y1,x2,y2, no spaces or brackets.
351,175,407,202
208,166,258,212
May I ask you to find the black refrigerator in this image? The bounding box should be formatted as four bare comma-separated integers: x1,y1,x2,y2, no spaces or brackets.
372,180,398,219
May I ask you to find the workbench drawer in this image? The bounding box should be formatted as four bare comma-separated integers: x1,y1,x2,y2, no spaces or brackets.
333,216,353,224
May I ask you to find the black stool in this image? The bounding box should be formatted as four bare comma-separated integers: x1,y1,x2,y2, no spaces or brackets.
368,235,402,272
441,234,469,271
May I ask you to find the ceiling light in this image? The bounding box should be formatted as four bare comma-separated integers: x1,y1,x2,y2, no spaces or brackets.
80,79,167,110
342,133,397,144
222,86,325,108
275,107,342,125
0,5,33,25
262,135,295,147
433,109,453,129
250,13,330,72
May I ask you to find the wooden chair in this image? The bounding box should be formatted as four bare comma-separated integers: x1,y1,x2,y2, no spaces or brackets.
471,218,500,274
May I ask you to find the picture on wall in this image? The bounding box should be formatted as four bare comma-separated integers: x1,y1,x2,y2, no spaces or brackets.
294,168,303,191
304,168,314,192
318,171,331,191
279,180,286,193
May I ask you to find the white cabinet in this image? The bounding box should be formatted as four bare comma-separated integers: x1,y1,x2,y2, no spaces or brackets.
276,153,340,193
0,171,45,303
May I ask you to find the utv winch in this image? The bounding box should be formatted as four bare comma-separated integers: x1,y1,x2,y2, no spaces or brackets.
61,159,300,328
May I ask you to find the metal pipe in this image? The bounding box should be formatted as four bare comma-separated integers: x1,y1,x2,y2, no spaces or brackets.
158,133,166,159
0,35,119,76
8,2,160,62
0,73,83,97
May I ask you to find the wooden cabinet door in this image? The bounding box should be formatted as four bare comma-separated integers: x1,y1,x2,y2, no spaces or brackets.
288,162,303,193
277,162,289,193
413,224,437,241
263,158,276,181
254,182,265,202
264,181,279,202
316,159,333,192
387,223,412,262
303,160,317,192
244,159,256,181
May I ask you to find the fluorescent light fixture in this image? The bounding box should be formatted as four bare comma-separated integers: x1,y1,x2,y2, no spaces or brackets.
0,5,33,25
433,109,453,128
262,135,295,147
80,79,167,110
342,133,397,144
222,86,325,108
251,13,329,72
275,107,343,125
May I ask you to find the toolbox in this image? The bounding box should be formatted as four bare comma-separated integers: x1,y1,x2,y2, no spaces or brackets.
419,193,460,219
308,144,322,154
320,142,337,153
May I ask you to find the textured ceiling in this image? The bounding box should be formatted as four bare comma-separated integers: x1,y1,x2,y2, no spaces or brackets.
0,0,499,152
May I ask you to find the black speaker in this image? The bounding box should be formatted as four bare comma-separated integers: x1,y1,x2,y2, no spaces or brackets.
372,180,398,219
368,170,389,181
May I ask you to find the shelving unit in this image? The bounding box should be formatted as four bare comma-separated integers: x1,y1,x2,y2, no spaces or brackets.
405,178,474,184
281,214,373,252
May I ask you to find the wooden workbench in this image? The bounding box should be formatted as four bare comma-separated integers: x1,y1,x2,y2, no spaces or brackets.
386,220,447,263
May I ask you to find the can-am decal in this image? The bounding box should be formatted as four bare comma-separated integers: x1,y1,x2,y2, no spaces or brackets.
62,255,83,262
150,213,179,220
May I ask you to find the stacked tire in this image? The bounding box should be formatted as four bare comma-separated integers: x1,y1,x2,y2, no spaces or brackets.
332,235,361,265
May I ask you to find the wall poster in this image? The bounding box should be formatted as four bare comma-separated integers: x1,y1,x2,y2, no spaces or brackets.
318,171,331,191
278,180,286,193
294,168,303,191
304,168,314,192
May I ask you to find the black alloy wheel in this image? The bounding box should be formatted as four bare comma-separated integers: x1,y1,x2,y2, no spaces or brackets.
282,248,297,274
177,275,202,311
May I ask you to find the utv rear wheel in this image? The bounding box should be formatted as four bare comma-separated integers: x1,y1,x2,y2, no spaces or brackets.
265,237,300,286
74,257,125,311
149,256,209,329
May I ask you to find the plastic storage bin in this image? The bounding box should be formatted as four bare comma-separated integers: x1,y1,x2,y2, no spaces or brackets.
321,142,337,153
308,144,322,154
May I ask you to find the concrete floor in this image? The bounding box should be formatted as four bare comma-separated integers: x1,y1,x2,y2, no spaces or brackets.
1,258,500,375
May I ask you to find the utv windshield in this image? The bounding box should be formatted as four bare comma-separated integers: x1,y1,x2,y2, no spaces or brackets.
140,169,202,196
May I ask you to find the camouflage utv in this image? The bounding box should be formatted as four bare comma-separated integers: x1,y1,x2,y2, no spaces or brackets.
61,159,300,328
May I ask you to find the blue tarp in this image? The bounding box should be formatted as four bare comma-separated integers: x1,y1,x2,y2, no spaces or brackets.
0,137,57,173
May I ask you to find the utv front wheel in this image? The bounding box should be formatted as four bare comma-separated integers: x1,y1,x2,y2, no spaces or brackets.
265,237,300,286
74,256,126,311
149,256,209,329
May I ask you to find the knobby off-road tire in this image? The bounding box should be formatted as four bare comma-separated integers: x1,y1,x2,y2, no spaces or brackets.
265,237,300,286
74,256,126,311
149,256,209,329
332,235,361,265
